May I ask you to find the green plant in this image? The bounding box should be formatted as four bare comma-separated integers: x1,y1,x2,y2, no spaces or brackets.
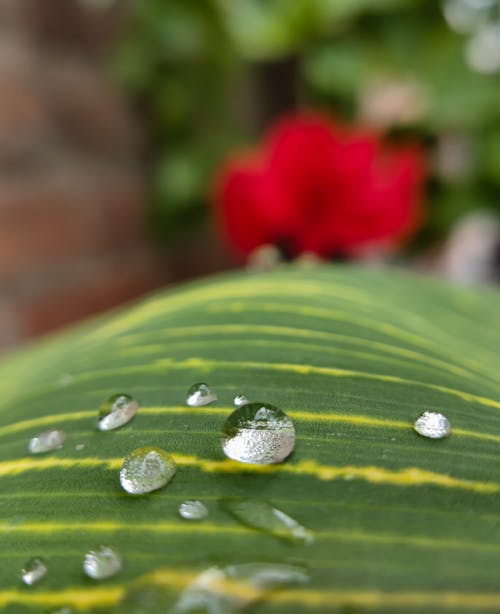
114,0,500,246
0,265,499,612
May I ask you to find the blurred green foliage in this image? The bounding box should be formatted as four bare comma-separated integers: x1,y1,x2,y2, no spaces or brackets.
114,0,500,246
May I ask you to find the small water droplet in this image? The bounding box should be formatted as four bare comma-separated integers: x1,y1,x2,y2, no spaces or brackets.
21,557,47,585
221,498,313,544
98,393,138,431
28,430,66,454
414,411,451,439
233,394,249,407
83,546,122,580
186,383,217,407
75,443,85,451
178,500,209,521
221,402,295,464
120,447,177,494
170,562,308,613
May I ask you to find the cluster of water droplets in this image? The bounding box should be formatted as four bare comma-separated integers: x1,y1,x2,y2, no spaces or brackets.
19,373,456,611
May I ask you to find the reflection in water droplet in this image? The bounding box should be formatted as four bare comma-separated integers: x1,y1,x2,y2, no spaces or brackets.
233,394,249,407
414,411,451,439
120,447,177,494
28,430,66,454
83,546,122,579
75,443,85,451
170,562,309,613
221,402,295,464
178,500,209,521
221,498,314,544
186,383,217,407
21,557,47,585
98,393,139,431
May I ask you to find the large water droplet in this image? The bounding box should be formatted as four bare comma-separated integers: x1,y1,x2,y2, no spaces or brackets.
28,430,66,454
120,447,177,494
21,557,47,585
170,562,308,613
233,394,249,407
98,393,139,431
83,546,122,579
221,498,314,544
414,411,451,439
178,500,209,521
186,383,217,407
221,402,295,464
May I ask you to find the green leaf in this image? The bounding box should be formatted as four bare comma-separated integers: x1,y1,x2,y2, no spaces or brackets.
0,266,499,613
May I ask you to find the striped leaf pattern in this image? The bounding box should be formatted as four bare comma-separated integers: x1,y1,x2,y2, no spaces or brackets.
0,265,499,613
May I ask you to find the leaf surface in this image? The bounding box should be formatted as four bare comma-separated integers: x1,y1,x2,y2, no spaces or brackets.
0,266,499,613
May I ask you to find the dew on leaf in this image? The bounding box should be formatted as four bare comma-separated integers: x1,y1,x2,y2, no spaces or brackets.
21,557,47,585
98,393,138,431
169,562,309,613
178,500,209,521
221,402,295,464
28,430,66,454
233,394,249,407
414,411,451,439
120,447,177,494
186,383,217,407
83,546,122,580
221,498,314,544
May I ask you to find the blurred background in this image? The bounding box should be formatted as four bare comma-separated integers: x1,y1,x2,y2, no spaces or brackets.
1,0,500,352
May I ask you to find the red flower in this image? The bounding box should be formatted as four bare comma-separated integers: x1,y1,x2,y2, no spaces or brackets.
212,113,426,258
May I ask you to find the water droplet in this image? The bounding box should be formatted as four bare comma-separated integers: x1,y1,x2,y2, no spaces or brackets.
233,394,249,407
120,447,177,495
21,557,47,585
414,411,451,439
221,498,314,544
28,430,66,454
170,562,308,613
186,383,217,407
83,546,122,580
98,393,139,431
178,500,209,521
221,402,295,464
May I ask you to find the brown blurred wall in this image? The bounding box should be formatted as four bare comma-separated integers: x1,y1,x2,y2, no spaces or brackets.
0,0,168,351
